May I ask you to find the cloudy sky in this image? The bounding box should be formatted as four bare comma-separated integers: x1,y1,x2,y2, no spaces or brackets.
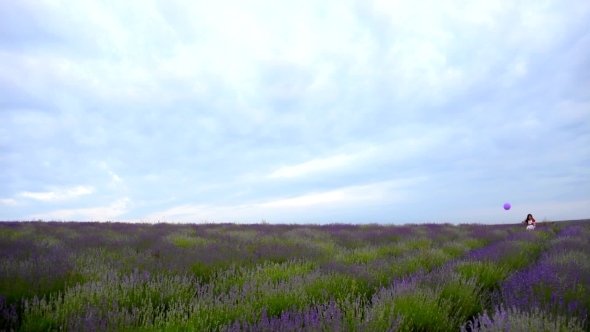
1,0,589,224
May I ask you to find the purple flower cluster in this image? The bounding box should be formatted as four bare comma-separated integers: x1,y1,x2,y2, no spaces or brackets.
502,226,589,318
468,223,590,330
224,301,348,332
0,220,582,331
462,304,585,332
373,222,557,331
465,229,543,263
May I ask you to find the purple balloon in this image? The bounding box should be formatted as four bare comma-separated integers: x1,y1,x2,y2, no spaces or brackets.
503,203,511,210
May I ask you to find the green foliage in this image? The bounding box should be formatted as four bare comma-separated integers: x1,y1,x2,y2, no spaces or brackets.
502,241,544,270
213,260,315,294
463,238,485,249
337,245,405,265
438,277,484,322
441,241,469,257
466,306,586,332
456,261,510,292
392,289,455,332
1,221,581,331
404,238,433,250
190,261,226,284
166,233,212,248
305,273,370,303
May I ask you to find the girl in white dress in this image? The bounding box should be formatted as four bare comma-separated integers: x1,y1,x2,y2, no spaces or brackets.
524,214,536,230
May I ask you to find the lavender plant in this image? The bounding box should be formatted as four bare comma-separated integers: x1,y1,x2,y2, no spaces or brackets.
0,220,582,332
462,305,585,332
489,224,590,329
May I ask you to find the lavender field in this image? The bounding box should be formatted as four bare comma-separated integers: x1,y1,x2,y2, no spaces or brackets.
1,220,589,331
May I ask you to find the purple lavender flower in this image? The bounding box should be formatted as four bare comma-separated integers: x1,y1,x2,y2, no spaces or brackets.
494,225,590,326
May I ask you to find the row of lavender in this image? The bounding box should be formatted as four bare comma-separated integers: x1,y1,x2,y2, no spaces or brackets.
0,221,564,331
225,223,559,331
0,221,518,299
465,221,590,331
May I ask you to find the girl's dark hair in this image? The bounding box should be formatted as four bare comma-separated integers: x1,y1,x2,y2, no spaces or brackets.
527,214,533,219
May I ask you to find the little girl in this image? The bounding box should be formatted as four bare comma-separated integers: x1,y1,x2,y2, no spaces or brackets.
524,214,536,230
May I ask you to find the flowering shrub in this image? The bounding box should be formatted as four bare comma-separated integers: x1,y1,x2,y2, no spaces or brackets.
1,220,586,331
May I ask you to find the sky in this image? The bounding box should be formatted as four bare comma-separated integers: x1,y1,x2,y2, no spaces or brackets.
1,0,589,225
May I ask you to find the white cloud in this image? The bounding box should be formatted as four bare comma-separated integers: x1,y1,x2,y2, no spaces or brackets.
258,189,372,209
27,197,131,221
268,154,357,179
267,127,457,180
109,172,122,183
98,161,125,188
142,177,428,223
0,198,19,206
19,185,94,202
258,179,418,209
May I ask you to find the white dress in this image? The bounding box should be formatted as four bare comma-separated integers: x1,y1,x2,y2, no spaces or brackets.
526,220,535,230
